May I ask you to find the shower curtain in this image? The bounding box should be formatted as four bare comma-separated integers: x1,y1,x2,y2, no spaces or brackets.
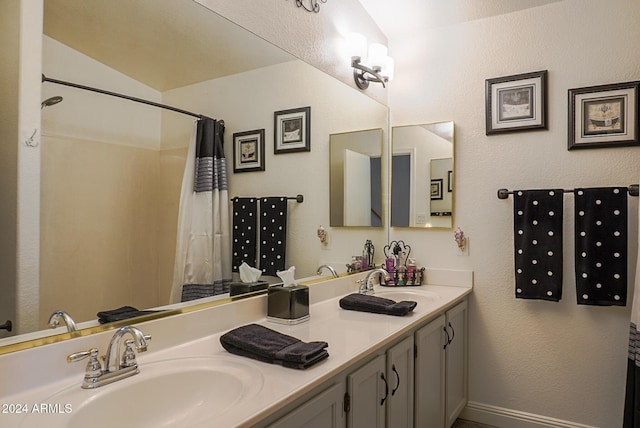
624,194,640,427
170,118,231,303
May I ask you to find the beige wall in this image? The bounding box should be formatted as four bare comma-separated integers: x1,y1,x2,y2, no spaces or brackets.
388,0,640,426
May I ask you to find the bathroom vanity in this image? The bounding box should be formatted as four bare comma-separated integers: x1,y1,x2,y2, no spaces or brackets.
0,269,471,428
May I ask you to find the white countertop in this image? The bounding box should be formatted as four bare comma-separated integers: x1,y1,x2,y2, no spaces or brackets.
0,269,472,428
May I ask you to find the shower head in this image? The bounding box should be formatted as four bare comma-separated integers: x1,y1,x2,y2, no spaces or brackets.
41,96,63,109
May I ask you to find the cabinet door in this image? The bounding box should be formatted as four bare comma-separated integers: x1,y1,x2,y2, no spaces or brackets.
414,314,446,428
386,335,415,428
445,301,468,427
347,354,386,428
268,382,345,428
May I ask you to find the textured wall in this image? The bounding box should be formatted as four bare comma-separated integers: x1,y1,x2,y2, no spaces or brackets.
388,0,640,426
194,0,388,105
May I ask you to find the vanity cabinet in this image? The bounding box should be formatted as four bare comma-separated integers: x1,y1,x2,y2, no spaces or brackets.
414,301,468,428
263,299,468,428
346,335,414,428
268,382,345,428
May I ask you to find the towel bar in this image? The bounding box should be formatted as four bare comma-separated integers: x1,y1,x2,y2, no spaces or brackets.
497,184,639,199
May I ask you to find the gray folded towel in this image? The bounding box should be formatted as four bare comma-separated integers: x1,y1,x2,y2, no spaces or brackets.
339,293,417,316
220,324,329,370
97,306,161,324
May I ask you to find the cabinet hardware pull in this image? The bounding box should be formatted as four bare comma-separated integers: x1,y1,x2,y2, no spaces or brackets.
0,320,12,331
391,364,400,396
380,373,389,405
443,326,450,349
448,322,455,344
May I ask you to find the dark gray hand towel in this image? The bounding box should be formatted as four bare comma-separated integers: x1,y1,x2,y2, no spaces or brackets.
513,189,564,301
97,306,160,324
574,187,627,306
339,293,417,316
220,324,329,370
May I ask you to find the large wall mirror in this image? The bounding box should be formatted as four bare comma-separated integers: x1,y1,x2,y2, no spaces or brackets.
0,0,388,351
390,122,455,228
329,129,384,227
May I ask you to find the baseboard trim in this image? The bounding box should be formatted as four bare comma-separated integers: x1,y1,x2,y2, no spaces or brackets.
459,401,598,428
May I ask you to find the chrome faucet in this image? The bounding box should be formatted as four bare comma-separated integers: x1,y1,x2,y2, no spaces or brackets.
67,326,150,389
48,310,77,332
317,264,339,278
359,268,390,295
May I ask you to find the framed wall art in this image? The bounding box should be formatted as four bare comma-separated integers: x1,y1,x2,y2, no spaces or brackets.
485,70,548,135
233,129,265,173
274,106,311,153
568,81,639,150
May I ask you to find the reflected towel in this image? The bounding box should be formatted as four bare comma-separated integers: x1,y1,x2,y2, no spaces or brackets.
232,197,257,272
574,187,627,306
339,293,417,316
513,189,564,301
259,197,288,276
97,306,160,324
220,323,329,370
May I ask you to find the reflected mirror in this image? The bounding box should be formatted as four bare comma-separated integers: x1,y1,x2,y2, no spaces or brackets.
329,129,384,227
1,0,388,350
390,122,454,228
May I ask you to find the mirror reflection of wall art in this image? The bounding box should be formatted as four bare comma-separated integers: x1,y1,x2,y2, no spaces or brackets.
430,179,443,200
233,129,265,173
568,81,639,150
485,70,547,135
274,106,311,153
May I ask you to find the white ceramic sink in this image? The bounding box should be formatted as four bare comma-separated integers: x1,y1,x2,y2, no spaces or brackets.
19,356,264,428
374,288,440,303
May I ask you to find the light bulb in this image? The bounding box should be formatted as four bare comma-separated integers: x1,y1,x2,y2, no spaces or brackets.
368,43,388,68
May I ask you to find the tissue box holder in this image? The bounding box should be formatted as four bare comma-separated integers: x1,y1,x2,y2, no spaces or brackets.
229,280,269,297
267,285,310,325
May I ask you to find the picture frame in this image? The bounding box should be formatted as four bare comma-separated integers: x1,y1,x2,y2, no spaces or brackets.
274,106,311,154
568,81,639,150
447,170,453,193
485,70,548,135
233,129,265,173
430,179,443,200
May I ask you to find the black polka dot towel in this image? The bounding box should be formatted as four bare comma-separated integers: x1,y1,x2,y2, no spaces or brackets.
232,197,257,272
259,197,288,277
574,187,627,306
513,189,564,301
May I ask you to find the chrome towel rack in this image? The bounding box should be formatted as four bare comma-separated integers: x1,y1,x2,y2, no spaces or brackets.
231,194,304,203
497,184,639,199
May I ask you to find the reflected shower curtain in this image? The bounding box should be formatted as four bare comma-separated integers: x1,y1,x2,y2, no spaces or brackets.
170,118,231,303
625,193,640,427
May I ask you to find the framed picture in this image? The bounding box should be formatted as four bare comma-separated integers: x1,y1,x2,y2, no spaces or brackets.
447,170,453,192
568,81,639,150
485,70,547,135
274,106,311,153
430,179,443,200
233,129,265,173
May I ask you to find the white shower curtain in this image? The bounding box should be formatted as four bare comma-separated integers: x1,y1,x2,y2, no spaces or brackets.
625,190,640,427
170,118,231,303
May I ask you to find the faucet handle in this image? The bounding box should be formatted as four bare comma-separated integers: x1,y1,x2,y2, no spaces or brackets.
67,348,103,382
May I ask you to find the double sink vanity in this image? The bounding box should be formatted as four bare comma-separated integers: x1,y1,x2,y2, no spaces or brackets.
0,268,472,428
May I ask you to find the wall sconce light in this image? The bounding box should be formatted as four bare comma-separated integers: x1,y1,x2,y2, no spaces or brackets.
347,33,394,90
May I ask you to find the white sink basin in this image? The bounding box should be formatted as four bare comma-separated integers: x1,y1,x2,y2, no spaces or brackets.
20,356,264,428
375,288,440,303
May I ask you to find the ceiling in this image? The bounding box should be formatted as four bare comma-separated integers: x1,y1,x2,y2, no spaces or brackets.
43,0,294,91
358,0,564,39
